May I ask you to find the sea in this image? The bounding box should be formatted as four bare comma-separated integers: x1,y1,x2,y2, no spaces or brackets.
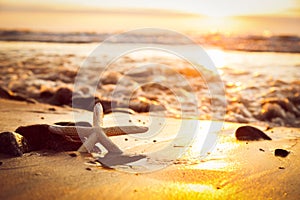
0,30,299,127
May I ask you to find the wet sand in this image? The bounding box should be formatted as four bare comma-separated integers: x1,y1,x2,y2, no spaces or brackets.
1,99,300,199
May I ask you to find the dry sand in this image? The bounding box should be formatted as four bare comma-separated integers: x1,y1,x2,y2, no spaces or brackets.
0,99,300,199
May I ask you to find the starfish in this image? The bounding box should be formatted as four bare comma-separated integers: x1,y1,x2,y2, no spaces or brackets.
48,103,148,154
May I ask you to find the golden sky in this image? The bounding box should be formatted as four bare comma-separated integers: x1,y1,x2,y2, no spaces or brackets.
0,0,300,35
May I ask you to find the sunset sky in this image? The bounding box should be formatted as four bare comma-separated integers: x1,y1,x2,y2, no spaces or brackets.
0,0,300,35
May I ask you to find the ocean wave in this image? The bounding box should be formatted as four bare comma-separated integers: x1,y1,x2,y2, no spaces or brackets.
1,30,300,53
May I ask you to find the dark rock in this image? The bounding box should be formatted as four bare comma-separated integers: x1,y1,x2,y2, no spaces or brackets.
0,86,36,104
0,131,30,156
72,96,97,111
54,121,92,127
50,87,73,106
72,96,114,112
262,97,300,117
0,86,13,99
235,126,272,141
40,90,54,99
259,103,286,121
274,149,290,157
128,100,165,113
289,93,300,105
278,166,285,169
0,161,2,166
73,95,165,113
15,124,82,151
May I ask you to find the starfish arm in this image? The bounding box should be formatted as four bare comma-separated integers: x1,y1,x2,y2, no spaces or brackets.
82,127,123,154
48,125,94,137
49,125,148,137
93,103,103,127
103,126,148,136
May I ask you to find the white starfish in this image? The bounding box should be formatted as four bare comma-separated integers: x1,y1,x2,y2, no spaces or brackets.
48,103,148,154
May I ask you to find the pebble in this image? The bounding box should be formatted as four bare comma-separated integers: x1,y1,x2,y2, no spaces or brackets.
235,126,272,141
34,172,42,176
274,149,290,157
0,131,30,156
0,161,3,166
68,152,79,157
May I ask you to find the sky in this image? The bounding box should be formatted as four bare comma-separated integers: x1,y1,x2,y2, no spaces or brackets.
0,0,300,35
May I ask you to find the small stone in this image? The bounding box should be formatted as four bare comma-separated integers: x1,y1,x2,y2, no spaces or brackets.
41,117,44,120
278,166,285,169
235,126,272,141
153,140,157,143
87,160,98,165
259,148,265,152
125,138,128,141
0,131,30,156
0,161,3,166
274,149,290,157
34,172,42,176
265,126,272,131
48,107,56,111
68,152,78,157
85,167,92,171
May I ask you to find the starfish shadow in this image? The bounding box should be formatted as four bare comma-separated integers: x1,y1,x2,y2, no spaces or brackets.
97,153,146,169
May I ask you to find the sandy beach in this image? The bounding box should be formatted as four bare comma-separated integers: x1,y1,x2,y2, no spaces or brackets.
1,0,300,198
0,37,300,199
0,98,300,199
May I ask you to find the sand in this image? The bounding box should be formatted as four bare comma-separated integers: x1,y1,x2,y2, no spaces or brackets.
0,98,299,199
